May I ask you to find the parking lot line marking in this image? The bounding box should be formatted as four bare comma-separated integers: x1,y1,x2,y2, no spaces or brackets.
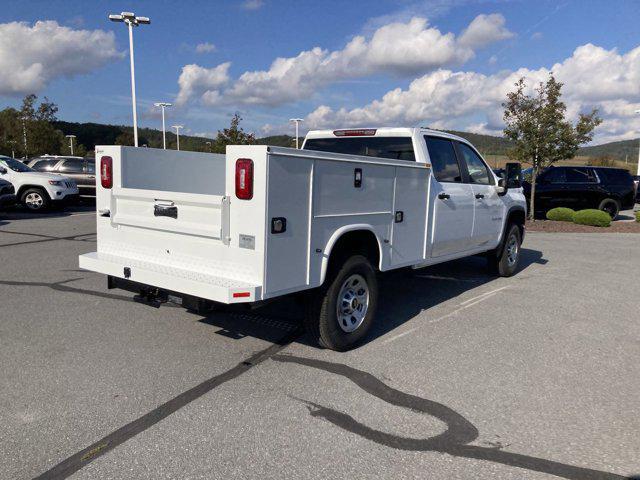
380,287,510,346
0,231,95,248
33,328,303,480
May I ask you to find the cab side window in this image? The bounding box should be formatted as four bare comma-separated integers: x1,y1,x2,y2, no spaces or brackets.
457,142,493,185
58,159,84,173
424,136,462,183
31,159,59,172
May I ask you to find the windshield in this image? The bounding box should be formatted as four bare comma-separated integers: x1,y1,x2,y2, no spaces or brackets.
1,158,34,173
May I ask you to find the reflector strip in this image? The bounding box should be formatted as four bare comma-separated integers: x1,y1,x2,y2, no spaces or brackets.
233,292,251,298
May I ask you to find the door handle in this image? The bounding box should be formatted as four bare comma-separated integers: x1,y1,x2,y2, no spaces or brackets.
438,193,450,200
475,193,485,199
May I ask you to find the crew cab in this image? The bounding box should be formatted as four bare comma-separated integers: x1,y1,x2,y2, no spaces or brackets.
79,128,525,351
0,156,79,211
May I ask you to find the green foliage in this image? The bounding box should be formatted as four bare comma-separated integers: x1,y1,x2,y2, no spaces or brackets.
502,74,602,220
212,113,255,153
635,211,640,223
573,209,612,227
546,207,575,222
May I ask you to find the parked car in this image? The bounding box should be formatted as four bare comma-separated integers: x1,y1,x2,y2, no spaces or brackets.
80,128,526,351
523,166,635,219
0,178,16,211
0,155,79,211
27,156,96,197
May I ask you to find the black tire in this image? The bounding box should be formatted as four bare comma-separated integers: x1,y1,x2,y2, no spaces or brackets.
305,255,378,351
598,198,620,220
20,187,50,212
487,224,522,277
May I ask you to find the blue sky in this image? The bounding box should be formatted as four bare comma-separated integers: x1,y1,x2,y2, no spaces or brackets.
1,0,639,143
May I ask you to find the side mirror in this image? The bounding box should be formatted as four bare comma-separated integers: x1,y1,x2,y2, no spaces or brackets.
505,162,522,189
0,166,7,174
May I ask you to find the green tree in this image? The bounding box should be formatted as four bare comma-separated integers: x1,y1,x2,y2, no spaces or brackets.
213,113,255,153
503,74,601,219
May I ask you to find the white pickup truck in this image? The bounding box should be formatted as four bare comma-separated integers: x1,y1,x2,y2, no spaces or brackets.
79,128,525,350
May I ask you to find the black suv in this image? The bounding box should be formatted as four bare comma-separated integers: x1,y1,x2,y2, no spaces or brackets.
27,156,96,197
523,166,636,219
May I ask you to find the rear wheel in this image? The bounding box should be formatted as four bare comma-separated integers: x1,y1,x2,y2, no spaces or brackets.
21,188,50,212
487,224,521,277
598,198,620,220
305,255,378,351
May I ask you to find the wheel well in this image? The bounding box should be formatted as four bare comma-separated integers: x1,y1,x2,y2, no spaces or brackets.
507,208,526,238
17,185,49,199
327,230,381,273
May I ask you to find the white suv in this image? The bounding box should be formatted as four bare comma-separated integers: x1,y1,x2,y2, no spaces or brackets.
0,156,79,211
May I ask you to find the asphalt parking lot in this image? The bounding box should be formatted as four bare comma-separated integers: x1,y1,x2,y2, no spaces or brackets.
1,209,639,480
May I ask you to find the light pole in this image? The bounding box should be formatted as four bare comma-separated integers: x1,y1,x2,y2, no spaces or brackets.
154,102,172,149
636,110,640,176
289,118,303,149
66,135,76,155
109,12,150,148
8,140,16,159
172,125,184,150
20,116,28,157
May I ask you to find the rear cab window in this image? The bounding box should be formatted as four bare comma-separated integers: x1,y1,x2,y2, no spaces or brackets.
303,137,415,161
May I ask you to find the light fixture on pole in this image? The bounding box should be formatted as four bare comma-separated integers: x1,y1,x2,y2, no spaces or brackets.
65,135,76,156
109,11,150,148
172,125,184,150
154,102,172,149
289,118,303,149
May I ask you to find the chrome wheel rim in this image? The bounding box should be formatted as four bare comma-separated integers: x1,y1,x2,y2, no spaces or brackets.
336,274,369,333
25,192,44,209
506,234,519,267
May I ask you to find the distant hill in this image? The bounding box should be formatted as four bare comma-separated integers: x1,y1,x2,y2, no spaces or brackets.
52,120,638,165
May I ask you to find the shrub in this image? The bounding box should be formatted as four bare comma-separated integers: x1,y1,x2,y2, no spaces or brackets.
546,207,575,222
636,211,640,223
573,209,611,227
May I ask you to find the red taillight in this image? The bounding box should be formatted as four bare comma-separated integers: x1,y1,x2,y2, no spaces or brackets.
100,156,113,189
233,292,251,298
333,129,377,137
235,158,253,200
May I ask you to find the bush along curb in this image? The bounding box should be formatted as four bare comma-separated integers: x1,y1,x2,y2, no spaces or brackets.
546,207,575,222
573,209,612,227
635,211,640,223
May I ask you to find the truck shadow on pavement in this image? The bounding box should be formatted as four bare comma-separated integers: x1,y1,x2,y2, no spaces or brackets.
198,247,547,348
273,355,633,480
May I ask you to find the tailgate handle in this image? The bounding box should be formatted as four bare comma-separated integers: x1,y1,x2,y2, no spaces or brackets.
154,203,178,219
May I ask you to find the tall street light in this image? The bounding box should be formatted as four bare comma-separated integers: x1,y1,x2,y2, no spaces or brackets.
20,116,28,157
66,135,76,155
172,125,184,150
636,110,640,176
154,102,172,149
109,11,150,148
289,118,303,149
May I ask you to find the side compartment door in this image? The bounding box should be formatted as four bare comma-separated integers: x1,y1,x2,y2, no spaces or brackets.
389,165,429,267
455,142,504,248
425,136,475,258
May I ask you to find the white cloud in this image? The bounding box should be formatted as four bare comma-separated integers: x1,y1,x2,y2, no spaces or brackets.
176,62,231,106
176,14,513,107
458,13,514,48
241,0,264,10
195,42,216,53
0,20,122,96
300,43,640,144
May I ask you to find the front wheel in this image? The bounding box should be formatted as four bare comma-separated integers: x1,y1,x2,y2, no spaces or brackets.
305,255,378,351
487,224,522,277
21,188,50,212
